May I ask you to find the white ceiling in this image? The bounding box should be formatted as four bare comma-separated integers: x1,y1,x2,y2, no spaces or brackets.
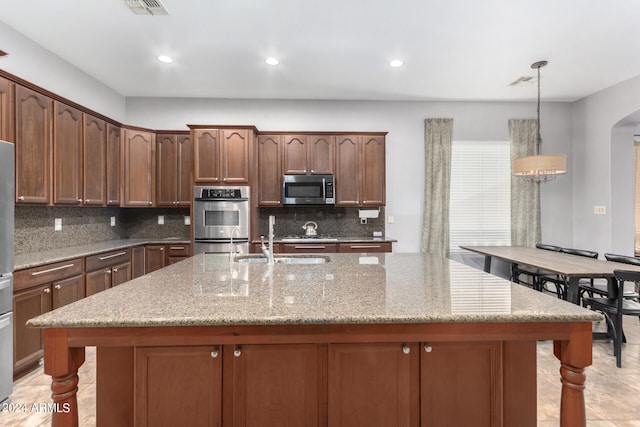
1,0,640,102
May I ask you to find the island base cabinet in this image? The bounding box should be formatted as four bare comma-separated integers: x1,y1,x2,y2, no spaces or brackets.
134,346,222,427
328,343,419,427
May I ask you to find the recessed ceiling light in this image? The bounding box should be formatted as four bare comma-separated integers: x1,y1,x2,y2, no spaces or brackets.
265,57,280,66
389,59,404,68
157,55,174,64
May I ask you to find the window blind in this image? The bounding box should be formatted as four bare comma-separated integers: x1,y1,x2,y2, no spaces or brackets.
449,140,511,254
634,141,640,254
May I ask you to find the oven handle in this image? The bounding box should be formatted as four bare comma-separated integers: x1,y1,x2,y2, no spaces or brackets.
194,238,249,243
194,198,249,202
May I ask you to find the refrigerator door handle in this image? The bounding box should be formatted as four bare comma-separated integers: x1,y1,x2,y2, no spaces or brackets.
0,278,9,290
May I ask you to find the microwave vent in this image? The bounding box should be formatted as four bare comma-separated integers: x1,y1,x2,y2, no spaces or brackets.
124,0,170,15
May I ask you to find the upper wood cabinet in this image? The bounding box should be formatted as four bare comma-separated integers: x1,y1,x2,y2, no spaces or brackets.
53,101,83,205
0,76,15,143
106,124,121,206
257,134,282,206
15,85,52,204
192,127,254,184
283,134,335,175
83,114,107,206
157,132,192,207
122,128,155,207
335,134,385,206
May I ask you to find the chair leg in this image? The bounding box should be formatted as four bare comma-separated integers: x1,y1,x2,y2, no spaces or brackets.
614,313,623,368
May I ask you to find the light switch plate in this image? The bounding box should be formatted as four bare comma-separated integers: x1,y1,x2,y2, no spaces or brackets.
54,218,62,231
110,216,116,227
593,206,606,215
184,216,191,226
158,215,165,225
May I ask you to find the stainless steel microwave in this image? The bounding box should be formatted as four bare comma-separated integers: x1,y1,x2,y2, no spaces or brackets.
282,174,335,205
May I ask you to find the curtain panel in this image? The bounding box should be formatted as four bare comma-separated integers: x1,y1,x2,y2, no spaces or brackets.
509,119,541,247
421,118,453,257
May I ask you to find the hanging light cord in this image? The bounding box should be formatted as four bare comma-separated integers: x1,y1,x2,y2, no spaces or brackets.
535,63,542,154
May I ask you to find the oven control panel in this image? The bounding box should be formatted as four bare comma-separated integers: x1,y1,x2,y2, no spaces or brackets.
194,186,250,200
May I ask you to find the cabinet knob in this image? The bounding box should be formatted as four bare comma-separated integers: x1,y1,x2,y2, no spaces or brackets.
44,288,51,294
160,248,164,251
54,284,61,290
18,196,25,201
85,199,90,203
148,201,152,206
424,344,433,353
234,347,242,357
106,269,112,274
402,345,410,355
211,349,219,358
108,200,114,203
77,198,83,203
113,268,118,273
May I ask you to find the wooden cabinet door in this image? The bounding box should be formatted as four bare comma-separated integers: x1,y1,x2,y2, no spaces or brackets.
177,134,193,207
13,284,52,375
328,343,418,427
361,135,385,206
122,129,155,207
112,262,132,286
337,242,392,253
309,135,335,175
136,346,222,427
421,342,501,427
144,245,166,274
15,85,52,204
106,124,121,206
0,76,14,142
193,129,220,183
132,246,145,279
335,136,360,206
85,269,111,297
52,275,83,309
257,135,282,206
83,114,107,205
281,243,337,253
156,134,178,207
53,102,83,205
283,135,308,174
230,344,318,427
222,129,250,183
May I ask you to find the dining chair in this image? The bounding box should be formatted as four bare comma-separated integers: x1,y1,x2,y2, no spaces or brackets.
512,243,561,291
539,247,598,299
582,269,640,368
579,253,640,299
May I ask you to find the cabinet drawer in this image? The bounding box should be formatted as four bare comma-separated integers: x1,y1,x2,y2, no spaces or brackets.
15,258,83,291
167,244,190,257
86,249,131,272
282,243,337,253
338,242,392,253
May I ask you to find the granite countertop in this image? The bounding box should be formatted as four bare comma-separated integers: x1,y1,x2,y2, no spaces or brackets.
14,238,190,271
27,252,601,329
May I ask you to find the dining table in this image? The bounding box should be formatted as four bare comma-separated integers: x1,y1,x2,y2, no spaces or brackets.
460,245,640,305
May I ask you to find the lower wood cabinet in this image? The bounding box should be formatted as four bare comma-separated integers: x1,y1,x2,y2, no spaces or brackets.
13,258,84,378
132,246,145,279
99,340,517,427
337,242,392,253
85,249,132,297
282,243,337,253
135,346,222,427
144,245,166,273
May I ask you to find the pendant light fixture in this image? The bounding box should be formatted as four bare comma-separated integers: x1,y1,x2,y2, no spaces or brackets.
512,60,567,182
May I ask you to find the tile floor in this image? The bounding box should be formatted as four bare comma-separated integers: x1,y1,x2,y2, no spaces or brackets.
1,317,640,426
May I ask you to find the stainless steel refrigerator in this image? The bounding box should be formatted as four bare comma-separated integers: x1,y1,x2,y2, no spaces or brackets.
0,141,14,403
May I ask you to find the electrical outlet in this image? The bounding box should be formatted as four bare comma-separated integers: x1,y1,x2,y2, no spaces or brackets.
184,216,191,226
360,218,367,224
388,216,394,224
110,216,116,227
54,218,62,231
158,215,165,225
593,206,606,215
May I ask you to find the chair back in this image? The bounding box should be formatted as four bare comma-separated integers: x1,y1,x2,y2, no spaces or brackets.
604,253,640,267
560,247,598,259
535,243,561,252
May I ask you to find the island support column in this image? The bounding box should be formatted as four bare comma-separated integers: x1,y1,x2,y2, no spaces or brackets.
43,329,85,427
553,323,592,427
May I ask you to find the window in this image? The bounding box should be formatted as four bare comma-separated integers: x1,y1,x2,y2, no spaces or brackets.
449,141,511,255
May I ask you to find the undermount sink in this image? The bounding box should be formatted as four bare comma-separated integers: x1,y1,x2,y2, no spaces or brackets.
235,255,329,265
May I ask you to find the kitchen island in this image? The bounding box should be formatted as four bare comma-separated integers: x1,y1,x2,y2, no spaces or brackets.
28,252,600,427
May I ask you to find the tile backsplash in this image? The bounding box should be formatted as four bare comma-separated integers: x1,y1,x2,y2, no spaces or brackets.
14,206,190,255
257,206,385,238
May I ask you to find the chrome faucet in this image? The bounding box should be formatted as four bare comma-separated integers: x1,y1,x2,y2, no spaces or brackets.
229,227,242,262
260,215,276,265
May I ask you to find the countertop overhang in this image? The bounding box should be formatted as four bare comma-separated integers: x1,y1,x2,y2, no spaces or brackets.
27,252,601,329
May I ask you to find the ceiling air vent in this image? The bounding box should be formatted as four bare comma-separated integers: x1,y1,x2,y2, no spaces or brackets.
125,0,170,15
509,75,535,87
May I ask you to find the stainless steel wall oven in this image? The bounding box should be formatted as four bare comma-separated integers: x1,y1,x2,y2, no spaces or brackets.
193,186,250,254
